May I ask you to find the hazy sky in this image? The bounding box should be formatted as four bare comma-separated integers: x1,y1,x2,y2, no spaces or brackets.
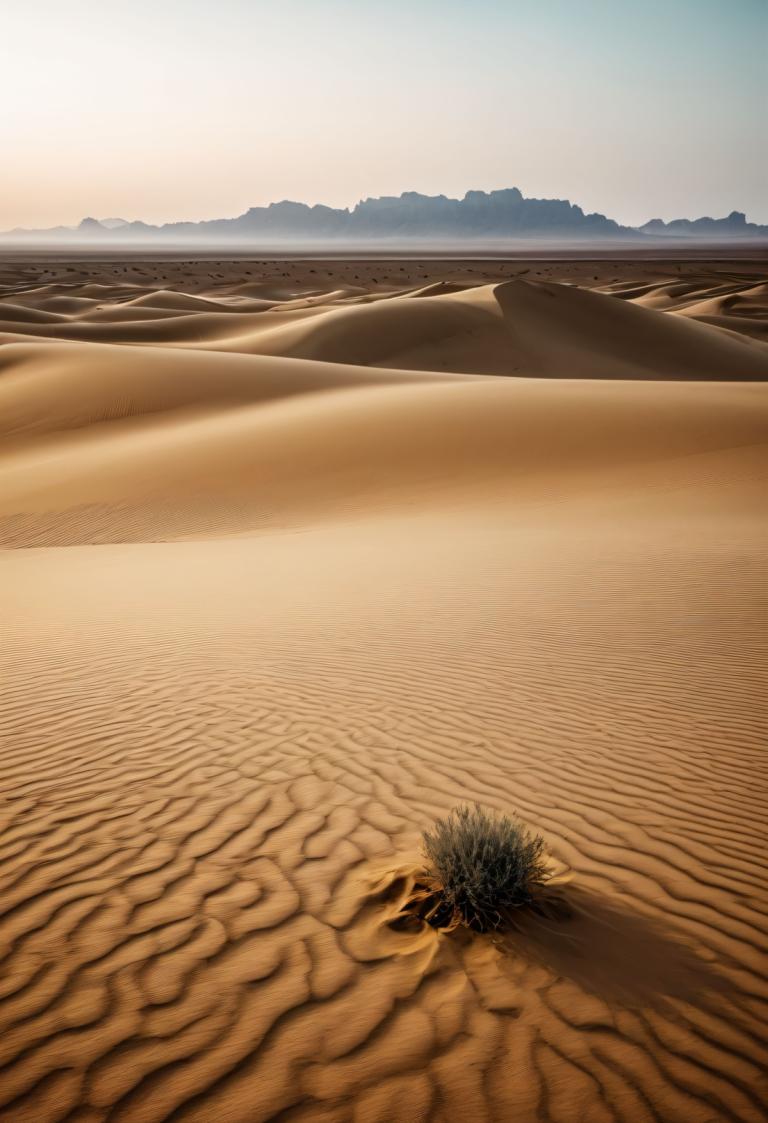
2,0,766,229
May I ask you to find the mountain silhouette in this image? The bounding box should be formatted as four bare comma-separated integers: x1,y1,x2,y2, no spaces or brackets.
3,190,766,245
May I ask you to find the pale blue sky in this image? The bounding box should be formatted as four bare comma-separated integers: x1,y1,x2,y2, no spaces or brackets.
1,0,765,228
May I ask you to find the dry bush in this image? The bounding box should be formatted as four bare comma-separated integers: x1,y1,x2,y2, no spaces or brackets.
419,804,549,932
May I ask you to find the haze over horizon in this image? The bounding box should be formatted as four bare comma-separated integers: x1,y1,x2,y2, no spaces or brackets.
2,0,766,231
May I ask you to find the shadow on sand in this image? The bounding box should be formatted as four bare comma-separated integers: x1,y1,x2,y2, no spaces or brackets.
493,882,732,1008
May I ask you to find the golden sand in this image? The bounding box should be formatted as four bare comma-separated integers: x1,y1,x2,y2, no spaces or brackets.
1,257,767,1121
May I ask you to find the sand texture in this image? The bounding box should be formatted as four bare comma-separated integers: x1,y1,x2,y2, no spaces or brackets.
1,257,767,1122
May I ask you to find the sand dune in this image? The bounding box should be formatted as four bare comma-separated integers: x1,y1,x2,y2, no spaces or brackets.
1,367,766,545
1,258,767,1121
0,340,458,442
232,279,768,378
2,276,767,381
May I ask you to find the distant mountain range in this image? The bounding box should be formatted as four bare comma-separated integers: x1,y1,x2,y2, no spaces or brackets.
3,189,767,246
637,210,766,239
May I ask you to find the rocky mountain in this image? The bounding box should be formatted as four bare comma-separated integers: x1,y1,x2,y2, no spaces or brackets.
0,189,630,245
638,210,768,238
3,190,766,245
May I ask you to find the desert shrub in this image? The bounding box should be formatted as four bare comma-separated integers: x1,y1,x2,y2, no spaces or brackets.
421,804,548,932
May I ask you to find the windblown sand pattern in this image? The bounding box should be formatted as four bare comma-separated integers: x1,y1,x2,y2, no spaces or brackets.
1,258,767,1121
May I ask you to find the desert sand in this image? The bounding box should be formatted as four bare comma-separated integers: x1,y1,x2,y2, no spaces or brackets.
1,256,767,1122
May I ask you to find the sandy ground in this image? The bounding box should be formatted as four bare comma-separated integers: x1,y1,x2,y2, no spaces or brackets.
1,257,767,1122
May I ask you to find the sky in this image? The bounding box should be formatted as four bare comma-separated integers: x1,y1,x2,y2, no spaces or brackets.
1,0,766,230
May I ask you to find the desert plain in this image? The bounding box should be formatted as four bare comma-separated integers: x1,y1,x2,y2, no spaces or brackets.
1,254,767,1122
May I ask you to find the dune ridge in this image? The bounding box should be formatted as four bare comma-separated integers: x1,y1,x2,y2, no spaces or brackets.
2,275,767,380
1,258,767,1122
